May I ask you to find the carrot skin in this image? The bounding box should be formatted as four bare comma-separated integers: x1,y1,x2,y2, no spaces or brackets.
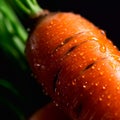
26,12,120,120
29,103,71,120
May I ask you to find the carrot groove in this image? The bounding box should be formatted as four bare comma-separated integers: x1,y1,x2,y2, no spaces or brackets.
26,12,120,120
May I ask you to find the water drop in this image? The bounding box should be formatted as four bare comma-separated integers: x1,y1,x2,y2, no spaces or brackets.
57,92,60,95
101,94,105,98
91,82,94,86
91,66,95,69
99,97,103,101
41,83,44,86
95,82,99,86
100,30,106,35
117,86,120,90
92,57,97,61
83,85,86,88
102,63,105,66
100,71,104,75
67,83,70,86
107,103,110,107
74,39,77,43
110,74,114,77
92,37,98,41
55,49,58,52
107,95,111,99
34,63,40,67
82,75,85,78
31,45,35,50
114,112,118,116
58,81,61,85
72,79,77,85
85,81,88,84
80,52,84,56
89,91,93,95
55,103,59,107
100,44,106,53
27,28,31,32
102,86,106,90
51,54,54,57
60,42,64,45
41,65,46,70
108,78,111,81
83,55,86,59
97,67,100,71
73,54,77,57
66,103,69,106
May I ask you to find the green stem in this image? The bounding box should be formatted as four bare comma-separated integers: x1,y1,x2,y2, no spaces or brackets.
0,0,28,71
0,79,20,97
0,97,26,120
9,0,43,17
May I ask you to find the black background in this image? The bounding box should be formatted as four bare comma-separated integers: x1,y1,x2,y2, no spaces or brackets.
0,0,120,119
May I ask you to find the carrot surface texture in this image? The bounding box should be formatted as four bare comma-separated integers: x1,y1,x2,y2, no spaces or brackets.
25,10,120,120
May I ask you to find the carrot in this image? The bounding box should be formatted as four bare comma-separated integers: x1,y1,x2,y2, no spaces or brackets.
29,103,71,120
25,11,120,120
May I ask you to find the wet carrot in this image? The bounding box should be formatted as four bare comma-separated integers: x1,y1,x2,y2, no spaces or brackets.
26,12,120,120
29,103,71,120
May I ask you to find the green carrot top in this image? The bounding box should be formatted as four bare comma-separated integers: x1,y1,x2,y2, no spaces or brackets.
7,0,44,18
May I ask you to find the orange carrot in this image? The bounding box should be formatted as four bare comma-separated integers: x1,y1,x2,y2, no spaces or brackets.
29,103,71,120
26,12,120,120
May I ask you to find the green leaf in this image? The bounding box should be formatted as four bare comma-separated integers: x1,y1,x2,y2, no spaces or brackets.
0,79,21,98
5,0,43,17
0,0,28,71
0,96,26,120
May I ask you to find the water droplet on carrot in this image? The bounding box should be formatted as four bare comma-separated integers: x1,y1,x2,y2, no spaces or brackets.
91,82,94,86
92,37,98,41
107,95,111,99
115,112,118,116
55,103,59,107
108,78,112,81
99,97,103,101
92,57,97,61
100,44,106,53
95,82,99,86
89,91,93,95
73,54,77,57
101,94,105,98
66,103,69,106
34,63,40,67
74,39,77,43
102,86,106,90
72,81,76,86
58,81,61,85
107,103,110,107
72,79,77,85
80,52,84,56
100,30,106,35
60,42,64,45
97,67,100,71
83,85,86,88
41,83,44,86
91,66,95,69
82,75,85,78
117,86,120,90
41,65,46,70
57,92,60,95
100,71,104,75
